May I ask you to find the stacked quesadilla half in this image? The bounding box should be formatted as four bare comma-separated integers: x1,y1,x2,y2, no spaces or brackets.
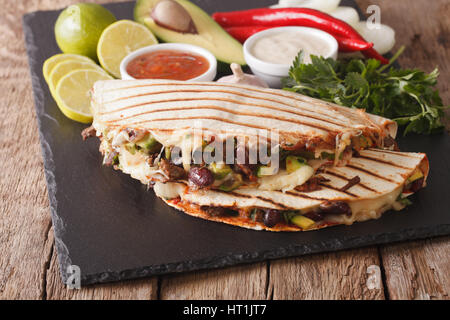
86,79,428,231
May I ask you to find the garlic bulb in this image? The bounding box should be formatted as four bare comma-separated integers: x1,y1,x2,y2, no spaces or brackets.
217,63,268,88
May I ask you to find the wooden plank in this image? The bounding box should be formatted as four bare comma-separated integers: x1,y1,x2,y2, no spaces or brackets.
0,0,157,300
160,263,268,300
0,0,56,299
356,0,450,300
380,237,450,300
268,248,385,300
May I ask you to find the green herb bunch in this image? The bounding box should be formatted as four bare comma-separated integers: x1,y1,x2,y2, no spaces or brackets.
282,48,447,135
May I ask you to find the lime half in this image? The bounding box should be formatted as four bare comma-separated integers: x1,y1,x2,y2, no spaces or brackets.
97,20,158,78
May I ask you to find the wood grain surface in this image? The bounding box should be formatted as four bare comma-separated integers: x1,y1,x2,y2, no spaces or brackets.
0,0,448,300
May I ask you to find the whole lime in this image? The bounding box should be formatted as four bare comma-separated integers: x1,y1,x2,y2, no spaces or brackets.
54,3,116,61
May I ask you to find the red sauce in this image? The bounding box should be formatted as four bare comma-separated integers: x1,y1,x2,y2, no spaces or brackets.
126,50,210,81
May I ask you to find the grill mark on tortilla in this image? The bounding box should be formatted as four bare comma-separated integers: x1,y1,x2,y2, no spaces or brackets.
254,196,290,209
101,125,280,144
105,110,337,134
353,154,412,169
102,82,367,123
321,170,379,193
189,189,289,210
345,164,397,183
101,91,348,128
285,191,327,201
103,104,336,133
368,148,423,158
213,189,253,199
318,183,358,198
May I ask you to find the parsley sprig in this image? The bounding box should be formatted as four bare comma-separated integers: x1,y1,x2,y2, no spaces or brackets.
282,48,448,135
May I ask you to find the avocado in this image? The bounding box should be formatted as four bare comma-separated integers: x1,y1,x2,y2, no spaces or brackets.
290,215,315,229
219,174,243,192
359,135,373,148
285,156,307,173
136,134,160,153
257,165,278,177
125,143,138,155
209,162,232,180
407,168,424,183
134,0,245,65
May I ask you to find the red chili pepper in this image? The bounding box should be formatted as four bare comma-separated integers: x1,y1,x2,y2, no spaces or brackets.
360,47,389,64
225,26,373,53
213,8,389,64
333,35,373,52
225,26,270,43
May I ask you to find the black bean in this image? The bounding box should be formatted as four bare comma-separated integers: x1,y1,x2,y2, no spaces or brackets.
201,206,237,217
410,177,424,193
319,201,352,216
303,211,324,222
263,209,283,228
188,167,214,187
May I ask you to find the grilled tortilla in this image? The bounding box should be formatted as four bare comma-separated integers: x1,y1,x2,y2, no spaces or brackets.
153,149,429,231
91,79,397,153
89,79,398,193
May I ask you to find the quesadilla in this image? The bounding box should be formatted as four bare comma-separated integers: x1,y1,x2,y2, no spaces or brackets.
154,149,429,231
88,79,398,194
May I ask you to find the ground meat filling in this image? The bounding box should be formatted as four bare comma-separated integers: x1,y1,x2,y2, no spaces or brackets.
93,128,397,194
160,159,186,180
200,206,237,217
104,151,118,167
383,136,400,151
81,125,96,140
200,200,353,229
294,176,330,192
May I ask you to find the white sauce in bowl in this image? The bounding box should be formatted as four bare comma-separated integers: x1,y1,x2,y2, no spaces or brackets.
250,30,333,65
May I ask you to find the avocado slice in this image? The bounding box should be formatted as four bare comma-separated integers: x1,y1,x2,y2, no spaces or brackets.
219,174,243,192
125,143,138,155
136,134,160,153
134,0,245,65
164,146,171,159
209,162,232,180
290,215,315,229
408,168,424,182
285,156,307,173
257,165,278,177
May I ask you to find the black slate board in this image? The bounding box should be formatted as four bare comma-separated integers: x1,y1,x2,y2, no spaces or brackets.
23,0,450,286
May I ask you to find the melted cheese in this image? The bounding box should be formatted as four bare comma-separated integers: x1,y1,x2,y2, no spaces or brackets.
258,166,314,192
326,186,404,225
154,182,408,229
119,148,167,184
154,182,187,200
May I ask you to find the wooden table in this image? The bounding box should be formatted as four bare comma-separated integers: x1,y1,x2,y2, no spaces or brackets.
1,0,449,300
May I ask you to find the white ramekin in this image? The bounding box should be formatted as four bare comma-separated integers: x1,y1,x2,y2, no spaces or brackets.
243,26,338,88
120,43,217,82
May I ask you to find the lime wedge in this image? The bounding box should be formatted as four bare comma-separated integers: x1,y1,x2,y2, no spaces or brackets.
48,59,107,95
97,20,158,78
43,53,96,83
54,69,112,123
